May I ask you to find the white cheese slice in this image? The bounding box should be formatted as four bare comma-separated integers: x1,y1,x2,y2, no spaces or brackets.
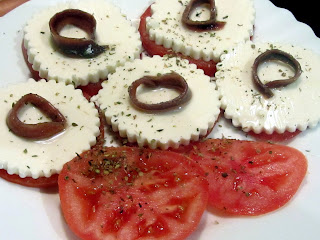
215,41,320,134
24,0,142,87
146,0,255,62
0,79,100,178
93,55,221,150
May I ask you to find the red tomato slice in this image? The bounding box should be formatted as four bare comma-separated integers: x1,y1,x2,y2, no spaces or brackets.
172,139,307,215
0,169,58,188
58,147,208,240
248,130,301,142
138,6,217,77
77,80,104,100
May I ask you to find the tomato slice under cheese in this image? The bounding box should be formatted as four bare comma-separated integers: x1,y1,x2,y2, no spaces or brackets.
138,6,217,77
58,146,209,240
248,130,301,142
0,106,105,188
0,170,58,188
22,42,104,100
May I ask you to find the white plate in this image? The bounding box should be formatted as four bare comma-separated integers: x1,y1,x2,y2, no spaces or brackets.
0,0,319,239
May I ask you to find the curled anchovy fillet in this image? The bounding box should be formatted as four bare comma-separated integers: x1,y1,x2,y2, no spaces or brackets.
49,9,106,58
6,93,67,139
182,0,225,31
252,49,302,98
128,72,190,111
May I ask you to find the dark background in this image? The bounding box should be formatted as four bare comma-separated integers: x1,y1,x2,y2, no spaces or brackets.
270,0,319,37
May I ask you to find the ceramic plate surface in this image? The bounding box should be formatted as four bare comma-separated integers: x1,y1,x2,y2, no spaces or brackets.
0,0,319,239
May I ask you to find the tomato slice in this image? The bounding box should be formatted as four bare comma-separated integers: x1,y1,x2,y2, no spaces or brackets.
248,130,301,142
171,139,307,215
138,6,217,77
77,80,104,100
58,147,208,240
0,169,58,188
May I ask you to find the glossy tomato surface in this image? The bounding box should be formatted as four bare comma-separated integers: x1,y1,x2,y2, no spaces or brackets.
138,6,217,77
0,169,58,188
58,146,209,240
172,139,308,215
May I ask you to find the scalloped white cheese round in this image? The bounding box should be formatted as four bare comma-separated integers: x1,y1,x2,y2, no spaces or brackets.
146,0,255,62
24,0,142,87
0,79,100,178
215,41,320,134
93,55,221,149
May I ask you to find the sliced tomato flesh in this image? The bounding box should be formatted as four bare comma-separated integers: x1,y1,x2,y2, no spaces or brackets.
138,6,217,77
77,80,104,100
58,147,209,240
0,169,58,188
171,139,307,215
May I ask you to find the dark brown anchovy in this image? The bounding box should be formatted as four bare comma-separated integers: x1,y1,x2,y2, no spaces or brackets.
128,72,190,111
49,9,106,58
6,93,67,140
252,49,302,98
182,0,225,31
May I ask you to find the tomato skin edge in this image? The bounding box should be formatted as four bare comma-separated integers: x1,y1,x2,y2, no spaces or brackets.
138,6,217,77
22,40,41,80
0,169,58,188
248,130,301,142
